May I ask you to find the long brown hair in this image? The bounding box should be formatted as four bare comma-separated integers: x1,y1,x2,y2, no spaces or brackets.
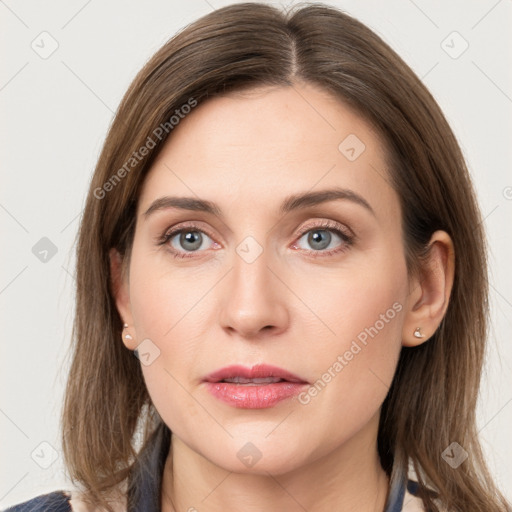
61,3,510,511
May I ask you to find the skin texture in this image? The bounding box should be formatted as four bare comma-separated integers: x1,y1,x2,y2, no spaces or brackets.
111,82,454,511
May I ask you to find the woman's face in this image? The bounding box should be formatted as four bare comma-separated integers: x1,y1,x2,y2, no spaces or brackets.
118,82,413,474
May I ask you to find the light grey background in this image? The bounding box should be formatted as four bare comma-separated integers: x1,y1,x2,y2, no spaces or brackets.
1,0,511,507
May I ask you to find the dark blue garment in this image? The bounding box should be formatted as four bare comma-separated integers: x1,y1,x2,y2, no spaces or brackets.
3,490,71,512
3,422,419,511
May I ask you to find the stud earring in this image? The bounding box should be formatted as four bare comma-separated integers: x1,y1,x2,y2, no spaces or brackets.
413,327,424,339
122,323,133,341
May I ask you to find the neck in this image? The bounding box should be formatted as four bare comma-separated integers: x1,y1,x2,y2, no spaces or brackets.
161,414,390,512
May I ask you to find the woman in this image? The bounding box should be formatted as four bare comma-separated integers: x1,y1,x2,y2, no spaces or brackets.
5,2,510,511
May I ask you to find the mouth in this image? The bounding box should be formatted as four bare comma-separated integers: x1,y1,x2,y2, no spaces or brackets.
202,364,309,409
218,376,289,385
203,364,309,385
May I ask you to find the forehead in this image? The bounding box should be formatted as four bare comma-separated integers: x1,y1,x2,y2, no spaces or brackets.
138,83,397,221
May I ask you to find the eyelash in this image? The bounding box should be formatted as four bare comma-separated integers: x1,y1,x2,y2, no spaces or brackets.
156,220,355,260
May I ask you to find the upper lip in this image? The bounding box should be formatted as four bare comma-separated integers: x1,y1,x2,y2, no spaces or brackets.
203,364,309,384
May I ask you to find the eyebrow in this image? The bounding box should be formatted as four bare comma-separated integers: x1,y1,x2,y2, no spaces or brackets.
142,187,376,219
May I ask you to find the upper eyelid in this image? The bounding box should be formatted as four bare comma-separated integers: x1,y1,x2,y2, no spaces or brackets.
164,220,215,236
295,219,353,237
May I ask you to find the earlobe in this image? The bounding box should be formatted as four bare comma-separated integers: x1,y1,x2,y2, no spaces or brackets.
402,230,455,347
109,248,137,350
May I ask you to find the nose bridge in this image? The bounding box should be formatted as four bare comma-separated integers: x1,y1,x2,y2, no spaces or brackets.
232,245,271,300
219,237,288,336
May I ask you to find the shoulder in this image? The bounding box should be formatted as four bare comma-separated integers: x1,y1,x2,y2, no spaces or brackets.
3,490,72,512
2,489,127,512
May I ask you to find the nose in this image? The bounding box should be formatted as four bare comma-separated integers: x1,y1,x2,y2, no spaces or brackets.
218,247,290,339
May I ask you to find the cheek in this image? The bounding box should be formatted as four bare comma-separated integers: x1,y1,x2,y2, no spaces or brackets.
128,272,202,435
127,244,214,424
293,257,406,434
128,239,205,340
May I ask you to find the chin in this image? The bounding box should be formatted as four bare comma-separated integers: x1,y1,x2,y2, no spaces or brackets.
203,438,314,476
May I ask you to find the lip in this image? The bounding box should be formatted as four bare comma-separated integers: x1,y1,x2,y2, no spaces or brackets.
203,364,308,384
203,364,309,409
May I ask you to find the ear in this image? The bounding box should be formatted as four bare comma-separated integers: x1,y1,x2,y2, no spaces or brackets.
401,230,455,347
109,248,137,350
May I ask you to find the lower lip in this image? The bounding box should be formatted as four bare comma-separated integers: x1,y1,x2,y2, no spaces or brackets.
204,381,308,409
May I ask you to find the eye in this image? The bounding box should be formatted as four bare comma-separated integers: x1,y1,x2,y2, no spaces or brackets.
157,223,219,259
292,220,354,258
